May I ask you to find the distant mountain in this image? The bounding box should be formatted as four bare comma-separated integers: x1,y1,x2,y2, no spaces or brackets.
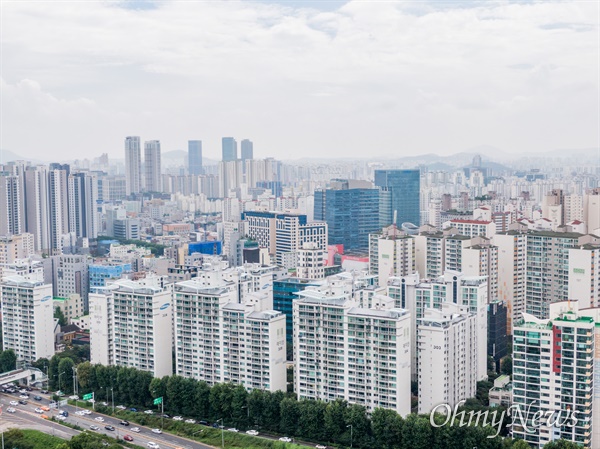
0,149,32,163
161,150,218,166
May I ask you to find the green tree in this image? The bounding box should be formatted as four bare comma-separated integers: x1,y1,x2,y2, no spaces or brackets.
247,388,265,428
501,355,513,376
345,403,371,448
371,407,403,449
263,390,284,432
297,399,326,440
57,357,75,394
402,415,432,449
76,361,93,391
543,440,581,449
511,440,530,449
231,384,249,428
324,399,348,443
48,354,61,390
54,306,67,326
0,349,17,372
279,397,300,436
3,429,34,449
194,380,211,420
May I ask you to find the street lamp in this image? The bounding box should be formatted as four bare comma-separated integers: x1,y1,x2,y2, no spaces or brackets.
218,418,225,449
347,424,353,449
58,371,66,395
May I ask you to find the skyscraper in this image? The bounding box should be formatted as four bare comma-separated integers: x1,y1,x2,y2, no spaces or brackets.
314,179,380,252
48,164,69,255
68,172,99,239
0,174,22,236
124,136,141,196
144,140,161,192
241,139,253,161
222,137,237,162
188,140,203,175
374,169,421,227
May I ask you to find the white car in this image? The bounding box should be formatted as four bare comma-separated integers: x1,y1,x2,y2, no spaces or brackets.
90,425,100,431
151,428,162,434
56,415,66,421
19,394,29,399
116,405,126,410
94,417,105,422
185,419,196,424
34,407,43,413
173,416,183,421
147,443,160,449
7,407,16,413
316,445,327,449
83,409,92,415
76,410,85,416
227,428,239,433
279,437,292,443
246,430,259,436
9,401,18,406
101,402,109,406
144,410,154,415
70,395,79,400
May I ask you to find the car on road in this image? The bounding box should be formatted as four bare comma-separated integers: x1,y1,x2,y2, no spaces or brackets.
7,407,15,413
76,410,85,416
56,391,64,397
246,430,259,436
130,407,138,412
120,420,129,426
18,400,27,405
279,437,292,443
105,425,115,431
144,410,154,414
94,417,105,422
41,406,50,411
151,428,162,434
316,445,327,449
70,395,79,400
59,410,69,417
116,405,126,410
185,419,196,424
101,402,108,406
90,425,100,431
40,414,49,419
131,427,141,433
56,415,66,421
123,435,134,442
82,409,92,415
9,401,18,406
173,416,183,421
147,443,160,449
19,394,29,399
19,389,27,394
33,395,42,401
34,407,43,413
41,390,49,394
227,428,239,433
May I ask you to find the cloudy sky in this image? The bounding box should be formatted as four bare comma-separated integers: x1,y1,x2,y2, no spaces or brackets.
1,0,598,161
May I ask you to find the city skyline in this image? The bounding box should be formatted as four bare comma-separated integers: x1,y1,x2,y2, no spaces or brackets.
2,1,597,161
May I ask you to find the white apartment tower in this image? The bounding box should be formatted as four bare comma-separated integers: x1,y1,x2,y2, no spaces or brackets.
89,278,173,378
417,302,478,414
144,140,162,193
369,226,416,287
293,288,411,416
1,272,55,362
296,242,325,280
124,136,142,196
0,174,22,236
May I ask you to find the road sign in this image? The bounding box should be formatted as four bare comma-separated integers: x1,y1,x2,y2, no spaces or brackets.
83,393,93,401
153,397,163,405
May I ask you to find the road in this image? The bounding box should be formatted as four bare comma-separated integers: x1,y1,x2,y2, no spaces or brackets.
0,391,216,449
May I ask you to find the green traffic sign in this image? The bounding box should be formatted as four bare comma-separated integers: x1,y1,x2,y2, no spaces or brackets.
153,397,163,405
83,393,93,401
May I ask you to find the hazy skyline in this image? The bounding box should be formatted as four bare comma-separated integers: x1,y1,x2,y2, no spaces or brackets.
1,0,598,162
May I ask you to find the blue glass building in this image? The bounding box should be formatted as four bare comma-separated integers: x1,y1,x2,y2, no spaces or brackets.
221,137,237,161
273,277,319,341
188,140,203,175
188,241,222,255
314,179,380,252
89,263,132,288
374,169,421,227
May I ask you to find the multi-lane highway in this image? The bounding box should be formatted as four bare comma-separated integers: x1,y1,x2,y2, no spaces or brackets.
0,390,214,449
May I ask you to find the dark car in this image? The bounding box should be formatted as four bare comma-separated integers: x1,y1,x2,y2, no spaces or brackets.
60,410,69,417
25,387,33,391
18,400,27,405
199,420,209,426
123,435,134,442
130,408,138,412
41,390,49,394
120,420,129,426
162,414,170,419
33,395,42,401
104,425,115,431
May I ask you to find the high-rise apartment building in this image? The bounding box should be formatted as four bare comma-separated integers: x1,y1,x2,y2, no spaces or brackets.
293,289,411,415
124,136,142,196
369,226,416,287
374,169,421,228
222,137,237,162
48,165,70,255
512,302,595,448
314,179,380,252
296,242,325,280
568,236,600,309
68,172,99,239
23,166,50,252
0,174,22,236
240,139,253,162
89,277,173,378
144,140,162,193
50,254,90,311
1,271,55,362
417,302,478,414
0,233,35,280
188,140,203,176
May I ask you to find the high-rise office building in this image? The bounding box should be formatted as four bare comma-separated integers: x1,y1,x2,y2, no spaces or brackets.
24,165,50,253
144,140,162,193
222,137,237,162
241,139,253,161
188,140,203,176
374,169,421,228
124,136,142,196
48,165,70,255
314,179,380,252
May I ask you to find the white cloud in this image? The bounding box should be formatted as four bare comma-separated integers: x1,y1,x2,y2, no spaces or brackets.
1,0,597,160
